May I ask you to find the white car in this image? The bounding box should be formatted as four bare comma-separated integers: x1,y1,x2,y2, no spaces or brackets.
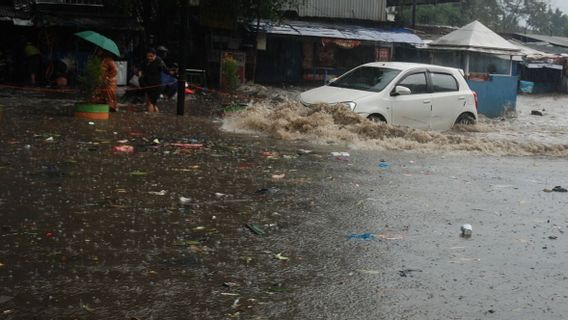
299,62,478,130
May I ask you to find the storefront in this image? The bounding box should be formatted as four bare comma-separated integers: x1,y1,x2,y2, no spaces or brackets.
248,19,423,84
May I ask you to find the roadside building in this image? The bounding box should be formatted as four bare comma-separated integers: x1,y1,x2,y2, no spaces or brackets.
509,34,568,94
0,0,141,86
248,19,422,84
197,0,461,87
424,21,523,117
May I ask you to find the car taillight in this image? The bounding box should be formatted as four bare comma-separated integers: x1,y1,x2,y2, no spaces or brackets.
472,91,478,110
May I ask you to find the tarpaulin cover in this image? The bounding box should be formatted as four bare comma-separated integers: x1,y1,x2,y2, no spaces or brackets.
248,19,423,45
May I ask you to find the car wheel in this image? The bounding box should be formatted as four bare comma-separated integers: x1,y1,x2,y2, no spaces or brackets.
368,114,386,123
455,113,476,126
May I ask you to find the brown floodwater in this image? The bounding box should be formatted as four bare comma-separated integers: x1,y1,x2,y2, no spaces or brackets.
3,92,568,320
0,93,333,319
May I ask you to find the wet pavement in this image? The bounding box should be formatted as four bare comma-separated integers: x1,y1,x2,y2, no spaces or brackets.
2,92,568,319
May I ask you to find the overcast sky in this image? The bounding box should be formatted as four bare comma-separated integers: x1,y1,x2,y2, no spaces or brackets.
549,0,568,14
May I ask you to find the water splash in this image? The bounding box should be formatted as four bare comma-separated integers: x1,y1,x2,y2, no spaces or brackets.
223,100,568,156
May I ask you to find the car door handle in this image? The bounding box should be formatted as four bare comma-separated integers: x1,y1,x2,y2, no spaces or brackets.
458,97,466,100
423,100,431,104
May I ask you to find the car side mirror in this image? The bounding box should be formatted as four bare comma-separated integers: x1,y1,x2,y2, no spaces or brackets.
327,77,338,84
391,85,411,97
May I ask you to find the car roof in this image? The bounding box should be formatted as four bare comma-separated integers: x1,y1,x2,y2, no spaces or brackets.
361,62,462,74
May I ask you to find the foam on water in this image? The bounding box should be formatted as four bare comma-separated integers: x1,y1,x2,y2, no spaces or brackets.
222,98,568,156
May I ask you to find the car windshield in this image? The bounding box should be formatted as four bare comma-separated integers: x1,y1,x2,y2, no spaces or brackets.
329,67,401,92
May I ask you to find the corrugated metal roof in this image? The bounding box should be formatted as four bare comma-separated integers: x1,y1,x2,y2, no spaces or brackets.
0,3,31,20
298,0,386,22
509,39,568,56
14,0,33,11
250,19,423,44
0,5,16,18
386,0,460,5
515,33,568,48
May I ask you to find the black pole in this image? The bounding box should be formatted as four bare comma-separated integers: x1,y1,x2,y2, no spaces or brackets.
412,0,417,28
177,0,188,116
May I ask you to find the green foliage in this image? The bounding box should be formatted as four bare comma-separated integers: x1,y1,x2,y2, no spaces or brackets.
221,57,240,92
223,102,247,113
78,56,103,103
410,0,568,36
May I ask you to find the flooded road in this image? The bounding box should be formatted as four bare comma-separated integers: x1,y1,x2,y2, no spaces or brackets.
290,152,568,319
1,92,568,319
223,94,568,156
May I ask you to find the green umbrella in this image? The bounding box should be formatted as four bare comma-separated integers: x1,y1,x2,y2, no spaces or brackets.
75,31,120,57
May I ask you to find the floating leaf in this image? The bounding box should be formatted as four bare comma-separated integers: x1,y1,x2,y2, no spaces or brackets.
246,224,265,236
130,171,148,176
173,240,200,246
275,253,289,261
82,304,95,312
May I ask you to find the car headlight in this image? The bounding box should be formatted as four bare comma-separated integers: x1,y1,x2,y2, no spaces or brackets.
339,101,357,111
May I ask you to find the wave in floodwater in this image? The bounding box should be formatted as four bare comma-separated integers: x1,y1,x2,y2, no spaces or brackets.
222,101,568,156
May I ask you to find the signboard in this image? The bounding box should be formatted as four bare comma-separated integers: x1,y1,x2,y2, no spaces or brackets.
322,38,361,49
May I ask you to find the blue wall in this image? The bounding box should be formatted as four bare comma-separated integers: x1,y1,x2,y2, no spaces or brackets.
467,75,518,118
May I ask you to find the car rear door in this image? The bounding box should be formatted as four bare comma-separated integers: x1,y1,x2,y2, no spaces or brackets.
429,71,464,130
391,71,432,130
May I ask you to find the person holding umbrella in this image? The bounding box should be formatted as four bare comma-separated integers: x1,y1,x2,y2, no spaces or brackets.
95,48,118,111
75,31,121,111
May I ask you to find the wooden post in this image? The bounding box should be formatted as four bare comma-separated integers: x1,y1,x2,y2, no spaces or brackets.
509,55,513,76
464,52,470,77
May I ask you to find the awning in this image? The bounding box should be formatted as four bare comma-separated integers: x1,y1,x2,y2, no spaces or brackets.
507,39,560,60
248,19,423,45
13,18,32,26
523,63,563,70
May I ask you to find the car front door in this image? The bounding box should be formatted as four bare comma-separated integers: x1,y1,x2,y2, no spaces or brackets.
429,72,463,130
390,72,432,130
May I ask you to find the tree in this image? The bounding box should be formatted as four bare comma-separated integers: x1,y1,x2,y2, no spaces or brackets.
525,0,551,34
462,0,503,31
411,0,568,36
412,0,503,30
500,0,525,32
550,9,568,36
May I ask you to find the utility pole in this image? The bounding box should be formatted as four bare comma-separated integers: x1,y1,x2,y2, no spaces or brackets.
412,0,417,28
177,0,189,116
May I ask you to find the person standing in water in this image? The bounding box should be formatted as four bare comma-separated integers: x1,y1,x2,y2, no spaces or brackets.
95,49,118,111
140,48,167,113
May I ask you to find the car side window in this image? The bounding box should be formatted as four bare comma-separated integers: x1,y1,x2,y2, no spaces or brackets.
431,73,459,92
398,72,428,94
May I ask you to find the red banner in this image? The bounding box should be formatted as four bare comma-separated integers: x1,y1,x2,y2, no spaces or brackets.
322,38,361,49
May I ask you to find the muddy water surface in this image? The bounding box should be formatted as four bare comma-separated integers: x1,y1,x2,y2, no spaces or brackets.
2,92,568,320
223,95,568,156
0,95,334,319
